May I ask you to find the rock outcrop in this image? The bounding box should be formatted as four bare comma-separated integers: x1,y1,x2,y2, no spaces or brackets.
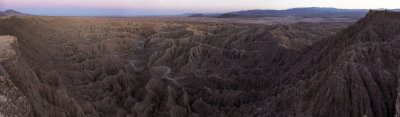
0,36,31,117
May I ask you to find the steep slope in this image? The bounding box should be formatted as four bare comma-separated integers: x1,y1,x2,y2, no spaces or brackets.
258,10,400,117
0,36,31,116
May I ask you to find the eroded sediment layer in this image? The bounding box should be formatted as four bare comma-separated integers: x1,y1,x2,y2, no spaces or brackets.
0,35,31,117
0,11,398,117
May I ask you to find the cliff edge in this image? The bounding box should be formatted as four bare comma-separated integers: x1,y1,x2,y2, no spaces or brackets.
0,36,31,116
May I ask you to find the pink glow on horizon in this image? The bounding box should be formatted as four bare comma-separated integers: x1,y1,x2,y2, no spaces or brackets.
1,0,242,12
2,0,398,13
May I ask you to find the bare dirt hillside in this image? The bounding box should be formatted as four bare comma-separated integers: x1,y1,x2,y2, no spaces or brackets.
0,11,399,117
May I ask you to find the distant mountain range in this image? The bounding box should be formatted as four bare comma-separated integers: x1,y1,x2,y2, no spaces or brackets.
0,9,30,16
1,8,398,18
186,7,400,19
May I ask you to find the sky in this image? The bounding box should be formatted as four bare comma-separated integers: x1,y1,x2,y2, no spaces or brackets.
0,0,399,16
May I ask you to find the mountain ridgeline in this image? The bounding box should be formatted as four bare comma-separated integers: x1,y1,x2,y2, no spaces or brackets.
227,7,368,18
0,10,399,117
188,7,399,19
0,9,30,16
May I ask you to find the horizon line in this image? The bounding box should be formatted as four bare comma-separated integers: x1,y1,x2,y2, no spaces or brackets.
1,7,399,17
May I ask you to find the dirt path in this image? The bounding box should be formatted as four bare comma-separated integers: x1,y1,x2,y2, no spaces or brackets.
153,66,184,86
129,60,144,72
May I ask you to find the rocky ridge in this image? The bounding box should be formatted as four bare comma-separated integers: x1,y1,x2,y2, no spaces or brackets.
0,36,31,116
